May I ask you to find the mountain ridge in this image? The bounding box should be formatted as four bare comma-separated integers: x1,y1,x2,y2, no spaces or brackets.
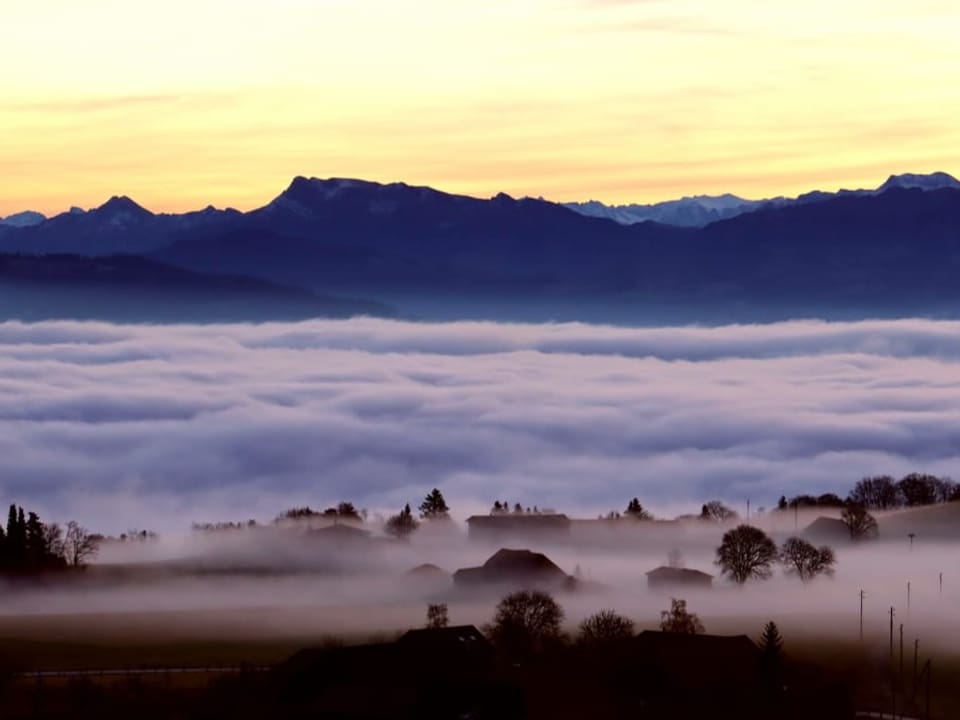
565,171,960,227
1,172,960,323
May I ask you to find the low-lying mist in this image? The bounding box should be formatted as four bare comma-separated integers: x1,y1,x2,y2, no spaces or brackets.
2,512,956,659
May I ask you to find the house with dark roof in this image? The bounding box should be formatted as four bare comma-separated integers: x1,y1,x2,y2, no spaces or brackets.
803,516,851,542
645,566,713,590
402,562,452,591
453,548,575,589
629,631,765,716
465,513,571,542
305,523,373,549
278,626,496,717
398,625,492,663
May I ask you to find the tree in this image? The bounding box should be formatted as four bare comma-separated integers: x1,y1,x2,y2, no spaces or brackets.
716,524,778,583
848,475,900,510
933,477,958,503
5,505,25,567
759,621,783,656
24,512,48,566
779,537,835,581
578,609,635,644
659,598,704,634
759,621,785,692
65,521,99,567
419,489,450,520
624,498,652,520
42,523,66,563
487,590,564,657
815,493,845,507
840,505,878,540
897,473,939,507
336,502,362,521
700,500,738,523
426,603,449,629
384,504,419,539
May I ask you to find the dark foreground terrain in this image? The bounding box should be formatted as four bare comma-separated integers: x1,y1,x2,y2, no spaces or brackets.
0,608,955,720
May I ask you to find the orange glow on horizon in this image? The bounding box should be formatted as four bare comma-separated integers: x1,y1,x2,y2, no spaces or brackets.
2,0,959,216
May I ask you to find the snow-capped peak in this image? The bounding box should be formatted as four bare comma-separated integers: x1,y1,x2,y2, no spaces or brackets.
877,172,960,193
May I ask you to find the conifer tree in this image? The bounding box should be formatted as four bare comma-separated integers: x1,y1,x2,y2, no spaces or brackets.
418,489,450,520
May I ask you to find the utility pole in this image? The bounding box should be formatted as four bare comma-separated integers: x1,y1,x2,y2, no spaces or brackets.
899,623,904,678
913,638,919,693
859,589,865,641
889,606,896,660
940,572,943,599
907,581,911,614
908,532,915,549
747,498,750,521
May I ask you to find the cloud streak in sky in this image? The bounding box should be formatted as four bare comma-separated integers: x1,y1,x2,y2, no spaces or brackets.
2,317,960,533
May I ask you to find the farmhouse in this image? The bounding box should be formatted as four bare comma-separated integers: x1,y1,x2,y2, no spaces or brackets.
645,566,713,589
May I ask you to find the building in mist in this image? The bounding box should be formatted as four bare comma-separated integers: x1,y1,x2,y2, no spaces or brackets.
803,516,851,542
465,513,571,542
645,566,713,590
453,548,575,589
279,625,496,717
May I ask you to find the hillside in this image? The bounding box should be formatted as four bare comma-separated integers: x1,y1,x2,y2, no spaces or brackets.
0,254,392,322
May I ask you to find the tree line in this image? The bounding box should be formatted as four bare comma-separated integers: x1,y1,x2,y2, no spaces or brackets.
0,504,97,575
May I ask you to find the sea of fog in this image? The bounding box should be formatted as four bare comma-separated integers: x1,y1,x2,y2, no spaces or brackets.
2,316,960,534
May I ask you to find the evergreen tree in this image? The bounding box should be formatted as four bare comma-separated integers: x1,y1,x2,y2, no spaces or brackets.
625,498,652,519
6,505,26,568
25,511,47,565
418,489,450,520
385,504,419,539
760,621,784,657
759,621,785,695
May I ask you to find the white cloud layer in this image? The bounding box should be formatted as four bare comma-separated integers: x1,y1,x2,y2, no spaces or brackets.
2,317,960,533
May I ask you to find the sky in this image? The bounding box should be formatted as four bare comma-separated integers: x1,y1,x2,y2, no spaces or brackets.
3,316,960,535
2,0,960,215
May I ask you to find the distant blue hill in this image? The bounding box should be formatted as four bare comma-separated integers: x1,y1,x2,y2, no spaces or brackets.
0,253,392,322
1,173,959,323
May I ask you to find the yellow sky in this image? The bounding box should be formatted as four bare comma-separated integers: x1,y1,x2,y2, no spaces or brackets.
2,0,959,215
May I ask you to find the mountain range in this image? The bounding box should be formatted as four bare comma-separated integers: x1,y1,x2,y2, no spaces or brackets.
1,171,959,323
564,171,960,227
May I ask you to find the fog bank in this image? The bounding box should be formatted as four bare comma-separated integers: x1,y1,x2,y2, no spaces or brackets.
1,317,959,532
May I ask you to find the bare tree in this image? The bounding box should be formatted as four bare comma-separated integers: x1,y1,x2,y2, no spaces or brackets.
779,537,836,581
42,523,66,563
716,524,778,583
840,505,878,540
64,521,98,567
426,603,449,629
700,500,739,523
848,476,900,509
486,590,564,657
660,598,704,634
578,609,635,644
